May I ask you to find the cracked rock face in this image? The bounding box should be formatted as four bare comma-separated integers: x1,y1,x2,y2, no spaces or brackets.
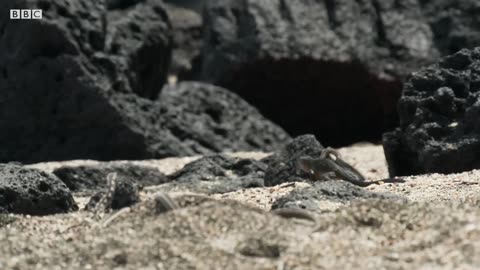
200,0,437,146
383,48,480,176
0,164,78,215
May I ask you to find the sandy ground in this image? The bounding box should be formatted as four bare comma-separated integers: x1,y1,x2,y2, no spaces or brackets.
1,144,479,269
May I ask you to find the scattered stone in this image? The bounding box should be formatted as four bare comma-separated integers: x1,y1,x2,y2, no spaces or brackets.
153,154,268,194
0,164,78,215
383,48,480,176
201,0,437,146
53,163,169,195
264,135,326,187
271,182,405,214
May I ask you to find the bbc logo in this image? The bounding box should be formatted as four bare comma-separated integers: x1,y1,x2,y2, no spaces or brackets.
10,9,43,20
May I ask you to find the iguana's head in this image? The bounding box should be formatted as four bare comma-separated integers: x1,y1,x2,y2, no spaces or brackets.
296,157,315,174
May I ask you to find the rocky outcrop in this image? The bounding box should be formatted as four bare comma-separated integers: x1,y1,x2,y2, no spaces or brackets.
156,154,268,194
0,0,171,163
53,163,169,194
157,82,290,155
200,0,438,146
0,0,289,163
383,48,480,176
420,0,480,55
0,164,78,215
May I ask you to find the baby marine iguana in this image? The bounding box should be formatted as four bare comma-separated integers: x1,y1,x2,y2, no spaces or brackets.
296,147,405,187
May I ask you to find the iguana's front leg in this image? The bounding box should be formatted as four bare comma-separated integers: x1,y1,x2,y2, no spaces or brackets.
315,171,337,181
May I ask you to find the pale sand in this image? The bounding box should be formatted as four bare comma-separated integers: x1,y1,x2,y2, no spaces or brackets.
0,144,477,269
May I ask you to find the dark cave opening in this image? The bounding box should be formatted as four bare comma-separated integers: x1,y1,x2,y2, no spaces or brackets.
220,58,403,147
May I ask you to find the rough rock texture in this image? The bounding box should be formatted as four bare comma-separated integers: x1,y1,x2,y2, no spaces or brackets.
420,0,480,55
105,0,172,99
165,4,203,78
264,135,326,187
157,82,291,155
383,48,480,176
152,154,268,194
201,0,438,146
271,182,404,214
53,163,169,194
0,0,288,163
0,164,78,215
0,0,171,163
163,0,205,12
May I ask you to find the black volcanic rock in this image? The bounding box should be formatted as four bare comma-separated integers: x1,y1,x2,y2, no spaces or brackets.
0,1,288,163
0,164,78,215
201,0,438,147
53,163,169,194
420,0,480,55
264,135,326,187
157,82,291,155
160,154,267,194
0,0,171,163
383,48,480,176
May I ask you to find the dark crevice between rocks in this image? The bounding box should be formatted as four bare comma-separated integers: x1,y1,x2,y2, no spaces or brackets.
324,0,339,29
218,58,403,147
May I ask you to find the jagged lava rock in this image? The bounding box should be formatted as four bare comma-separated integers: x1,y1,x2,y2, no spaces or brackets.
160,154,268,194
264,135,326,187
0,0,172,163
157,82,291,154
420,0,480,55
53,163,169,194
383,48,480,176
0,164,78,215
0,1,288,163
201,0,437,146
